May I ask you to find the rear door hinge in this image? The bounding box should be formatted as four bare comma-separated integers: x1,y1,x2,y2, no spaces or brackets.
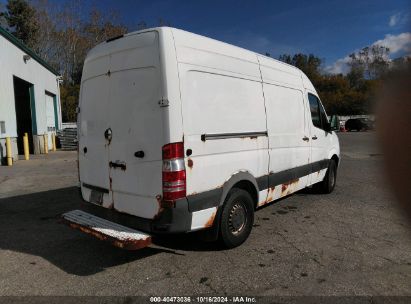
158,98,169,107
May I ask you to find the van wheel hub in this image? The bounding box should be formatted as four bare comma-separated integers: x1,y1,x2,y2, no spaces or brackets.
229,203,246,235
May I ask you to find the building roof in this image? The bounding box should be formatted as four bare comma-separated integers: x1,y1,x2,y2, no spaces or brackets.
0,26,59,75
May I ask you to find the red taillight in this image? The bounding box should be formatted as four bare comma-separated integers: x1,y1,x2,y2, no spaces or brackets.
163,171,186,200
162,142,186,202
162,142,184,159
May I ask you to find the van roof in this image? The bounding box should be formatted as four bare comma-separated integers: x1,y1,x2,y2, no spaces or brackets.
126,26,302,73
87,27,317,93
150,27,316,92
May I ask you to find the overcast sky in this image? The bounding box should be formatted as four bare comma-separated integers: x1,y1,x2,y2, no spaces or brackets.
2,0,411,73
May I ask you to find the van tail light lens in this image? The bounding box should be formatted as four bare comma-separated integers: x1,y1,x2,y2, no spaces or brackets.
163,170,186,200
162,142,184,159
162,142,186,202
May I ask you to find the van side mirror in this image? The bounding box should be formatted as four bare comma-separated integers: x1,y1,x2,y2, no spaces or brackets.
330,115,339,131
324,122,332,132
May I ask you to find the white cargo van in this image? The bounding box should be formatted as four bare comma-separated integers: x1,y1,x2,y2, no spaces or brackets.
62,27,340,249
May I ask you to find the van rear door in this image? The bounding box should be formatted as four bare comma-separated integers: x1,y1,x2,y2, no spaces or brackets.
79,31,165,219
79,55,113,208
108,32,164,219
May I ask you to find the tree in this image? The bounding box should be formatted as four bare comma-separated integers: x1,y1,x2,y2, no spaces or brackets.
279,53,322,82
60,84,79,122
30,0,59,63
369,45,390,78
0,3,7,27
84,9,128,46
348,45,390,79
279,52,378,115
346,66,364,90
1,0,39,48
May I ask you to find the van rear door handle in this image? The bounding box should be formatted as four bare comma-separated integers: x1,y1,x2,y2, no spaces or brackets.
302,136,309,141
109,161,126,170
312,136,318,140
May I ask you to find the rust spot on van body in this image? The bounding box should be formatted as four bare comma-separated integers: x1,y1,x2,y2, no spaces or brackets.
266,187,275,203
156,195,162,204
281,178,299,196
153,195,164,219
187,158,193,169
258,187,276,207
204,211,216,228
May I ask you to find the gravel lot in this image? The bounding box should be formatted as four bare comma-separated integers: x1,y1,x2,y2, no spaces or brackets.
0,132,410,297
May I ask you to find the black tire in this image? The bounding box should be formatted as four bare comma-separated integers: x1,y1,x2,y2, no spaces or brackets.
317,159,337,194
219,188,254,249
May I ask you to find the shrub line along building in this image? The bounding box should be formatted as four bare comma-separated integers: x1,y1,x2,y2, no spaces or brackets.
0,25,62,163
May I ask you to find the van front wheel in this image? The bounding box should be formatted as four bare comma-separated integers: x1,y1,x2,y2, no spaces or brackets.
317,159,337,194
219,188,254,248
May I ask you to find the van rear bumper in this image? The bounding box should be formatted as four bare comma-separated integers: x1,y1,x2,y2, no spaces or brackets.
80,197,193,234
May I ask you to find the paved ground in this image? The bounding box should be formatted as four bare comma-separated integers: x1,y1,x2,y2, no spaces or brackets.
0,132,410,296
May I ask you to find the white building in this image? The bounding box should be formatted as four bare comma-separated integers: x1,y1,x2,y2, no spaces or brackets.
0,26,62,163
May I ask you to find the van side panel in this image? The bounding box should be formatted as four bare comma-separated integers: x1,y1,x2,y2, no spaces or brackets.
182,69,266,135
260,84,311,205
180,67,269,198
257,56,311,205
172,29,269,209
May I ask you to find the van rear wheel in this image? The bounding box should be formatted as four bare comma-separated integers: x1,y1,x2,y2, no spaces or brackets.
219,188,254,248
